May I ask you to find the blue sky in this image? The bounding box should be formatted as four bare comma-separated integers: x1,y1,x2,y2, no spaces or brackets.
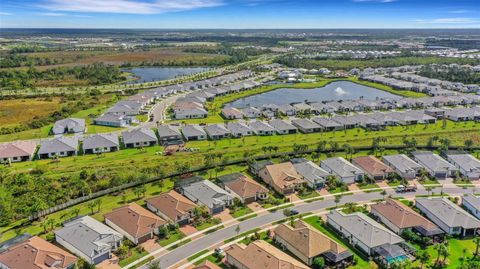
1,0,479,28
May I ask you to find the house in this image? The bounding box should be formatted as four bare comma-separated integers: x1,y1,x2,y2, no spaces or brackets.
371,198,444,237
446,153,480,180
146,190,197,225
204,124,231,140
412,151,458,179
249,160,274,176
416,197,480,237
122,128,158,148
258,162,305,195
331,116,358,129
226,122,253,137
94,114,131,127
352,156,394,180
157,125,183,144
327,210,408,267
52,118,86,135
320,157,364,184
55,216,123,265
178,177,233,214
37,136,78,159
222,107,244,120
82,133,119,154
462,195,480,220
277,104,296,116
241,107,262,119
217,173,268,204
106,102,142,116
0,235,77,269
268,119,297,135
274,221,352,266
104,203,166,244
291,119,322,133
173,107,208,120
181,125,207,141
312,117,343,131
225,240,310,269
382,154,423,179
0,141,37,164
291,158,329,189
247,121,275,136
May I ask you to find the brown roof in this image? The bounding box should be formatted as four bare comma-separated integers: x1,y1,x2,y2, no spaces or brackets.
226,240,309,269
352,156,394,177
371,198,439,231
274,221,348,258
0,141,37,159
224,174,268,199
145,190,197,221
0,236,77,269
104,203,166,238
172,102,203,110
262,162,304,191
193,260,222,269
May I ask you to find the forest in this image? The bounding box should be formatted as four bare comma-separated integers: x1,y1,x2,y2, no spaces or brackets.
418,65,480,84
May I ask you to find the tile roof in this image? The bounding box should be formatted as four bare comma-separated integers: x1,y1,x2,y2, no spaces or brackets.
218,173,268,199
0,236,77,269
145,190,197,222
352,156,394,177
416,197,480,229
104,203,166,238
321,157,364,178
0,141,37,159
262,162,305,190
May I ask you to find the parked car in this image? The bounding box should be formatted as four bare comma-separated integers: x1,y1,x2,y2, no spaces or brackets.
395,184,417,193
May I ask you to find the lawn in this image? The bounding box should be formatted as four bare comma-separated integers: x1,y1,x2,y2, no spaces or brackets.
158,229,186,247
411,238,477,268
357,182,380,190
230,207,253,218
194,219,221,231
303,216,378,269
297,189,320,199
118,247,149,267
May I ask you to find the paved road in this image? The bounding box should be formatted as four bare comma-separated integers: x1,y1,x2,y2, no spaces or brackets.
136,185,474,269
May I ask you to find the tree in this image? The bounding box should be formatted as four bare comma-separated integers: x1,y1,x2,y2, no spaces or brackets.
473,236,480,257
418,250,430,269
434,243,448,267
380,189,387,200
235,225,241,235
87,201,96,215
147,261,161,269
94,199,102,213
343,143,354,160
334,195,341,208
426,186,433,196
312,256,325,269
465,139,474,152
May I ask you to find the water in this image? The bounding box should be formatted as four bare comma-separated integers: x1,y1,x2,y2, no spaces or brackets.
123,67,210,84
227,81,401,108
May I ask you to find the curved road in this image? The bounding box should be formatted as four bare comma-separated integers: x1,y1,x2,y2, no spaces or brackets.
130,184,476,269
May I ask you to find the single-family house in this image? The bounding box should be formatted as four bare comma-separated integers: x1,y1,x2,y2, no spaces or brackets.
446,153,480,180
226,122,253,137
52,118,86,135
327,210,408,267
258,162,305,195
37,136,78,159
104,203,166,244
204,124,231,140
122,128,158,148
382,154,423,180
146,190,197,225
55,216,123,265
217,173,268,204
157,125,183,144
312,117,343,131
320,157,364,184
173,107,208,120
82,133,119,154
0,141,37,163
225,240,310,269
247,121,275,136
352,156,394,180
249,160,274,176
416,197,480,237
291,158,329,189
268,119,297,135
371,198,444,237
241,107,262,119
221,107,244,120
94,114,131,127
291,119,322,133
462,195,480,220
274,221,353,266
181,125,207,141
0,235,77,269
277,104,296,116
178,177,233,214
412,151,458,179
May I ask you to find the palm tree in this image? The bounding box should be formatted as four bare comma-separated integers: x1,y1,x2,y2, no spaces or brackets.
380,190,387,200
87,201,96,215
342,143,354,161
434,243,448,267
418,251,430,269
334,195,341,208
473,236,480,257
426,186,433,196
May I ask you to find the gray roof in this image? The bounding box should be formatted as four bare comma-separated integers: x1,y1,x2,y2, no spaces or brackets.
83,133,119,151
52,118,86,134
328,210,404,249
291,158,329,183
174,107,208,117
157,125,181,139
447,154,480,173
181,125,207,138
55,216,122,259
291,118,321,129
204,124,231,136
94,114,125,124
321,157,364,178
226,122,252,134
122,128,157,144
268,119,297,131
463,195,480,211
247,121,275,133
38,136,78,155
412,151,457,173
312,117,342,128
382,154,422,173
181,180,233,209
416,197,480,229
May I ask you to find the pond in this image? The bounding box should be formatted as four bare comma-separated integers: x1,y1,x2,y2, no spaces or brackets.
227,81,401,108
123,67,210,84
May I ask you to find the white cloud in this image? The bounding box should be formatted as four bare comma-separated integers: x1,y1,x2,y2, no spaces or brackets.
0,12,13,15
413,17,479,24
39,0,224,14
37,12,66,16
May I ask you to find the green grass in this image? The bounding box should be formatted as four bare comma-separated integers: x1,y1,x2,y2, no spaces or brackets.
357,183,380,190
158,230,186,247
231,207,254,218
349,77,427,98
297,190,320,200
420,178,441,186
188,249,210,262
195,219,221,231
118,247,149,267
303,216,377,269
194,254,229,268
167,238,192,251
412,238,477,268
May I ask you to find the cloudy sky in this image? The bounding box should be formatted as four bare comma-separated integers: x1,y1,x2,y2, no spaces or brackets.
1,0,479,28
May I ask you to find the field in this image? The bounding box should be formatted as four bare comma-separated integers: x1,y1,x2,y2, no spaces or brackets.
0,98,62,128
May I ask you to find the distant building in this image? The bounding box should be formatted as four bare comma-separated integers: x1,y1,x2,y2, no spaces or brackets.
52,118,86,135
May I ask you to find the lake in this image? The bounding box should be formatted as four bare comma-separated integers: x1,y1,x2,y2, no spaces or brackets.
123,67,210,84
227,81,401,108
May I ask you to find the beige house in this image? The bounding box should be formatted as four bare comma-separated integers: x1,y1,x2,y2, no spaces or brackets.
258,162,305,195
146,190,197,225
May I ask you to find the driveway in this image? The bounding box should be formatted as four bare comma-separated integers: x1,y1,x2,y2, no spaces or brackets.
347,183,361,192
179,225,198,236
